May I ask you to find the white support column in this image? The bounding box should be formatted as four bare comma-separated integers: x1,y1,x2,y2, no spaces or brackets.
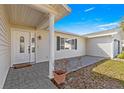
49,13,55,79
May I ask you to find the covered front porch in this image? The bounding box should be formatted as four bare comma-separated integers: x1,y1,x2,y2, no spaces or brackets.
4,56,105,89
5,4,70,79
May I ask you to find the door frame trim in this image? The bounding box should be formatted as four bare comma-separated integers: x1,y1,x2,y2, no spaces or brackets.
11,28,37,67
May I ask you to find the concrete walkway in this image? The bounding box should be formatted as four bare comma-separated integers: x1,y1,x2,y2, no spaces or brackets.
4,62,57,89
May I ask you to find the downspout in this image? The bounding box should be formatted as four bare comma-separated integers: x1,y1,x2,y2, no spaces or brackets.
111,35,114,59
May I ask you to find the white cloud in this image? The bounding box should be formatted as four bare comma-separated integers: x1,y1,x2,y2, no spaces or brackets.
96,22,119,31
99,27,107,30
97,22,119,28
84,7,95,12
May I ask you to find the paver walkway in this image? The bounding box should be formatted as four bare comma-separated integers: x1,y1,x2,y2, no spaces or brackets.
55,55,106,73
4,55,106,89
4,62,57,89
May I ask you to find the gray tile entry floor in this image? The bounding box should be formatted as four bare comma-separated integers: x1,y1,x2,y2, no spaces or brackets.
4,55,106,89
4,62,57,89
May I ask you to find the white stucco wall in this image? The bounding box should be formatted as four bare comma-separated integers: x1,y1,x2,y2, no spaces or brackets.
0,5,11,88
36,30,86,63
86,35,113,58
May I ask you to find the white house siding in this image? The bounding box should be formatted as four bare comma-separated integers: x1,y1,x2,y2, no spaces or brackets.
86,36,112,58
36,30,49,63
120,31,124,51
121,31,124,48
36,30,86,63
55,32,85,59
0,5,11,88
112,30,123,57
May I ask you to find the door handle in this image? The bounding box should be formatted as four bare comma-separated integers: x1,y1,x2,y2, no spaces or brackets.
28,46,30,54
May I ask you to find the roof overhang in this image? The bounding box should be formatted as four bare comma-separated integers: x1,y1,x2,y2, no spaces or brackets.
27,4,71,29
83,29,118,38
4,4,71,29
55,30,82,37
84,32,118,38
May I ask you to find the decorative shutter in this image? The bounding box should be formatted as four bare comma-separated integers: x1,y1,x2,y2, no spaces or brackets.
57,36,60,51
75,39,77,50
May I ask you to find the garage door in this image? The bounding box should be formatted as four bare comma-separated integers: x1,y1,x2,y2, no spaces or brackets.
86,36,112,58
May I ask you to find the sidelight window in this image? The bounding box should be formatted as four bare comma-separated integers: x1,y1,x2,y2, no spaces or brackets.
20,36,25,53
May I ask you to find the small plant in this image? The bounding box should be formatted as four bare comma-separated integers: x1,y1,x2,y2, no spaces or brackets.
120,17,124,31
120,22,124,31
117,53,124,59
122,47,124,52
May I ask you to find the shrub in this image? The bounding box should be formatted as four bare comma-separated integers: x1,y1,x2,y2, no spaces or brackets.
122,47,124,51
117,53,124,59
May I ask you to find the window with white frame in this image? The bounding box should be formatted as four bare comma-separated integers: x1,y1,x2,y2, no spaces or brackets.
57,36,77,51
60,38,65,49
65,38,72,50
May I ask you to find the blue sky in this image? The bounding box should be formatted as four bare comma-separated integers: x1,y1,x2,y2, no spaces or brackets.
55,4,124,35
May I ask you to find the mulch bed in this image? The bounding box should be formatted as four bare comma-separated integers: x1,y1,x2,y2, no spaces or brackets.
54,60,124,89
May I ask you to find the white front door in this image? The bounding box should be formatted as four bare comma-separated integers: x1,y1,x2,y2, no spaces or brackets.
30,32,36,63
13,31,36,65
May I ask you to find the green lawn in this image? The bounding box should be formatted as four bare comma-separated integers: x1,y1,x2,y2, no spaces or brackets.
93,60,124,84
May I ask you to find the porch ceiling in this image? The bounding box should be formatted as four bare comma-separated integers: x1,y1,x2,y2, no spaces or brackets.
4,4,71,29
5,4,49,28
